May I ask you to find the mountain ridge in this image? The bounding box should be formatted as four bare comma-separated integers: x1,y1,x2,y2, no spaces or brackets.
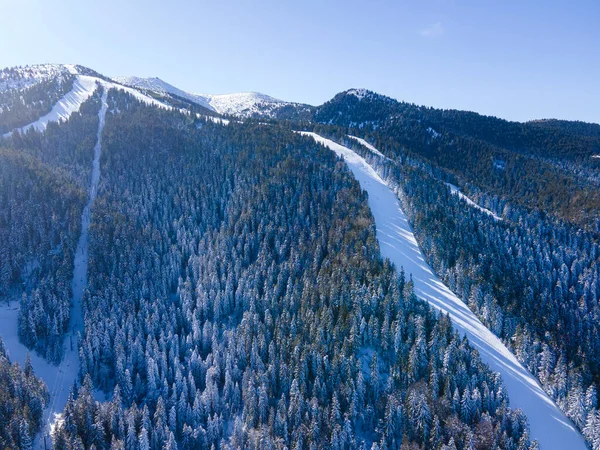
3,63,600,126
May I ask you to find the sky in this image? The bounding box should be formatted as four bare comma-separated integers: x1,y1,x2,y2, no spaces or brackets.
1,0,598,123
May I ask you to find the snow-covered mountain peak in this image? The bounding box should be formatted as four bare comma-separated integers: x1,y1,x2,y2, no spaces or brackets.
113,75,298,118
346,88,370,100
113,76,178,96
113,76,214,111
0,63,73,92
199,91,286,117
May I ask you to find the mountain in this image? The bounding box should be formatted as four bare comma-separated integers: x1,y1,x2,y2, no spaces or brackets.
0,63,72,92
113,75,313,119
112,76,214,110
0,64,175,136
312,88,600,227
1,62,599,450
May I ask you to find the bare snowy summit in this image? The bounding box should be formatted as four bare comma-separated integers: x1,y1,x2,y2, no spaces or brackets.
113,76,214,111
200,91,286,117
0,63,72,92
346,88,370,100
113,75,306,118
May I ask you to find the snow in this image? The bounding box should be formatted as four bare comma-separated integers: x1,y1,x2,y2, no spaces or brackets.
201,92,286,117
346,88,369,100
426,126,440,139
299,132,587,450
347,135,386,158
445,183,502,221
64,65,79,75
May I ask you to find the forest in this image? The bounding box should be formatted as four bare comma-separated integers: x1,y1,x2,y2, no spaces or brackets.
0,337,48,449
0,91,527,449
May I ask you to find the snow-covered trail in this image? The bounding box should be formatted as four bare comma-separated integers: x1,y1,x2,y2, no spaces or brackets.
70,85,108,335
38,87,108,443
347,135,386,158
300,132,586,450
0,87,109,449
445,182,502,221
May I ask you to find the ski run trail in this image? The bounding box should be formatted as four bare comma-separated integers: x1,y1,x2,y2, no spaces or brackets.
44,86,108,447
0,87,109,449
300,132,587,450
445,182,502,221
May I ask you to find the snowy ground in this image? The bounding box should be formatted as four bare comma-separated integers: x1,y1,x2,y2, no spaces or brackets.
0,87,110,449
445,182,502,221
0,300,77,450
299,132,587,450
347,135,386,158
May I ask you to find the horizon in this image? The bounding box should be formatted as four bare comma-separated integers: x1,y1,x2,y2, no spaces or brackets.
1,0,598,124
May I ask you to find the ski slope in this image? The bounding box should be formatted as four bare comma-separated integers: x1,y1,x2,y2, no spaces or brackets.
0,88,110,448
3,76,98,137
347,135,386,158
3,71,170,138
446,182,502,221
299,132,587,450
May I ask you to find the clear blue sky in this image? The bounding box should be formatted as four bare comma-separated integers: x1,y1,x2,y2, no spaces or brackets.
1,0,598,123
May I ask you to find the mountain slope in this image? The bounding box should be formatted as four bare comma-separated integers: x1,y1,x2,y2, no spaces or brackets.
301,132,587,450
313,89,600,227
1,65,175,138
0,64,72,92
112,76,214,110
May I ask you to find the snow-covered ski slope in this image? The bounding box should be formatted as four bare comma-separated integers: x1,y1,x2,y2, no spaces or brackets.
299,132,587,450
40,86,109,446
446,182,502,221
3,68,170,138
347,135,386,158
0,88,110,449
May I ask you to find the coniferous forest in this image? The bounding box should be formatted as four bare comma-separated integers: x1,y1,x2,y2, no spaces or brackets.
0,338,48,450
